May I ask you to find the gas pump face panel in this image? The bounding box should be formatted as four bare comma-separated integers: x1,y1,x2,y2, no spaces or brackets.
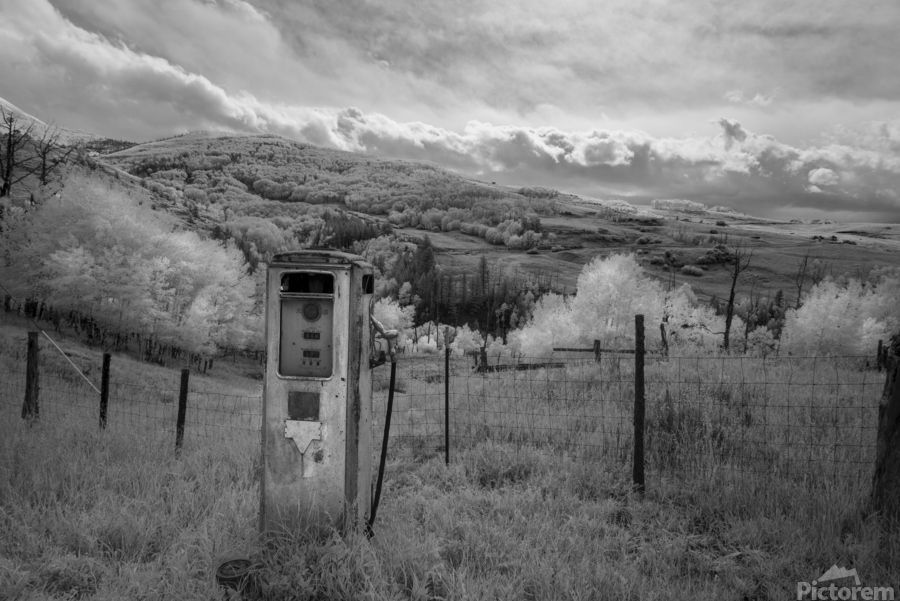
279,272,334,378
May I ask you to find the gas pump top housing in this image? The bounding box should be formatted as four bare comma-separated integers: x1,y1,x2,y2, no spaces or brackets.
260,249,375,534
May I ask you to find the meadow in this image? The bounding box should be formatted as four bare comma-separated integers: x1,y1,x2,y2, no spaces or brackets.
1,320,897,600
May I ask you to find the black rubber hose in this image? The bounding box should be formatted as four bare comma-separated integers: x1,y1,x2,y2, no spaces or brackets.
366,358,396,538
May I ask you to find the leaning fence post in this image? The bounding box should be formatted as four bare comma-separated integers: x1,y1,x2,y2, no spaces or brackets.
99,353,111,429
21,331,40,421
871,335,900,527
175,368,189,452
659,322,669,356
593,340,602,364
445,345,451,465
633,315,646,496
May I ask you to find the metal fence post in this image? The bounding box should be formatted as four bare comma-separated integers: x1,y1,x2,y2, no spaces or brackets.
21,331,40,421
175,368,189,452
445,345,451,465
99,353,110,429
633,315,646,496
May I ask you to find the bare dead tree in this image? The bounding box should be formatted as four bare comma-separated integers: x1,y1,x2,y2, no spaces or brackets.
723,243,753,351
741,275,763,353
793,250,828,310
794,251,811,310
33,124,77,189
0,106,36,200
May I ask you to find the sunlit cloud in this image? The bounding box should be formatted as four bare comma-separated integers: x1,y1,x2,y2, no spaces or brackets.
1,0,899,219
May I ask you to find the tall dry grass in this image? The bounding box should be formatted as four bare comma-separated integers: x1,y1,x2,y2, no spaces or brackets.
1,323,896,599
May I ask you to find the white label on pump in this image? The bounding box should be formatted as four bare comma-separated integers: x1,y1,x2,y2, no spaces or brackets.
284,420,324,478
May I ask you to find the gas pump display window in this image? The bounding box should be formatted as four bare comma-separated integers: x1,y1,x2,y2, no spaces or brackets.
279,272,334,378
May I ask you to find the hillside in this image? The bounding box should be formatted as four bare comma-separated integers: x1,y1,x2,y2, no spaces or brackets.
95,132,900,307
103,131,562,221
0,96,99,146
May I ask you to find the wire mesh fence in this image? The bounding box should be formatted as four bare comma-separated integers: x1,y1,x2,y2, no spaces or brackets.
372,354,636,464
372,349,884,500
0,364,263,454
0,333,886,502
644,354,881,491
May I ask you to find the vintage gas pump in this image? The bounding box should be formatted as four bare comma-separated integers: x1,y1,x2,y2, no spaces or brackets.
260,249,377,534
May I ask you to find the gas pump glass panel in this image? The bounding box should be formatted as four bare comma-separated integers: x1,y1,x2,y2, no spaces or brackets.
279,272,334,378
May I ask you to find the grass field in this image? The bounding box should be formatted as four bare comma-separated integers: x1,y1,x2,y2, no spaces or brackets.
1,322,897,599
2,419,897,600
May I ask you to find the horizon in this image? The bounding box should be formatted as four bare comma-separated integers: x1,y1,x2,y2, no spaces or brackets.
2,0,900,221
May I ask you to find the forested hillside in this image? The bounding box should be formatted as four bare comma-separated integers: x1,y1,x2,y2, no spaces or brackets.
99,132,568,337
103,132,559,256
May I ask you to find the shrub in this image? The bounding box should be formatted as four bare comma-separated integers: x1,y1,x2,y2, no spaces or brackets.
289,186,311,202
681,265,704,277
252,178,292,200
484,228,505,245
183,186,208,203
459,222,488,237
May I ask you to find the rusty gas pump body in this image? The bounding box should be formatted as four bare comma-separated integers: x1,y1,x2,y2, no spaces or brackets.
260,250,375,534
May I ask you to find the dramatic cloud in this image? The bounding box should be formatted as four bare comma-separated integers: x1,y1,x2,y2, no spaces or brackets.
808,168,840,188
1,0,899,220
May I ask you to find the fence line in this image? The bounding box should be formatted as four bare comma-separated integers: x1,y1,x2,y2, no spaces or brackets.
0,326,888,502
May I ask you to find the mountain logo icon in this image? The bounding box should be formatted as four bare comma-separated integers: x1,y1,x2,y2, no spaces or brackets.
812,565,861,587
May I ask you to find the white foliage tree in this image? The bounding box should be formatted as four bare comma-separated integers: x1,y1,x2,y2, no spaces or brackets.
781,273,900,355
2,173,260,353
515,254,728,355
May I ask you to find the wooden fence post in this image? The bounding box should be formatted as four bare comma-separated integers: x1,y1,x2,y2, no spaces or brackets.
21,331,40,421
633,315,646,496
175,368,189,452
659,323,669,357
871,335,900,526
99,353,111,429
593,340,602,364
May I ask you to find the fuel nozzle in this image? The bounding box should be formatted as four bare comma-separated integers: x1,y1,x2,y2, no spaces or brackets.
370,315,399,366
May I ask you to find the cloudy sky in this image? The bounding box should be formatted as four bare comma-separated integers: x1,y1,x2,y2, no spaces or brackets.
2,0,899,220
